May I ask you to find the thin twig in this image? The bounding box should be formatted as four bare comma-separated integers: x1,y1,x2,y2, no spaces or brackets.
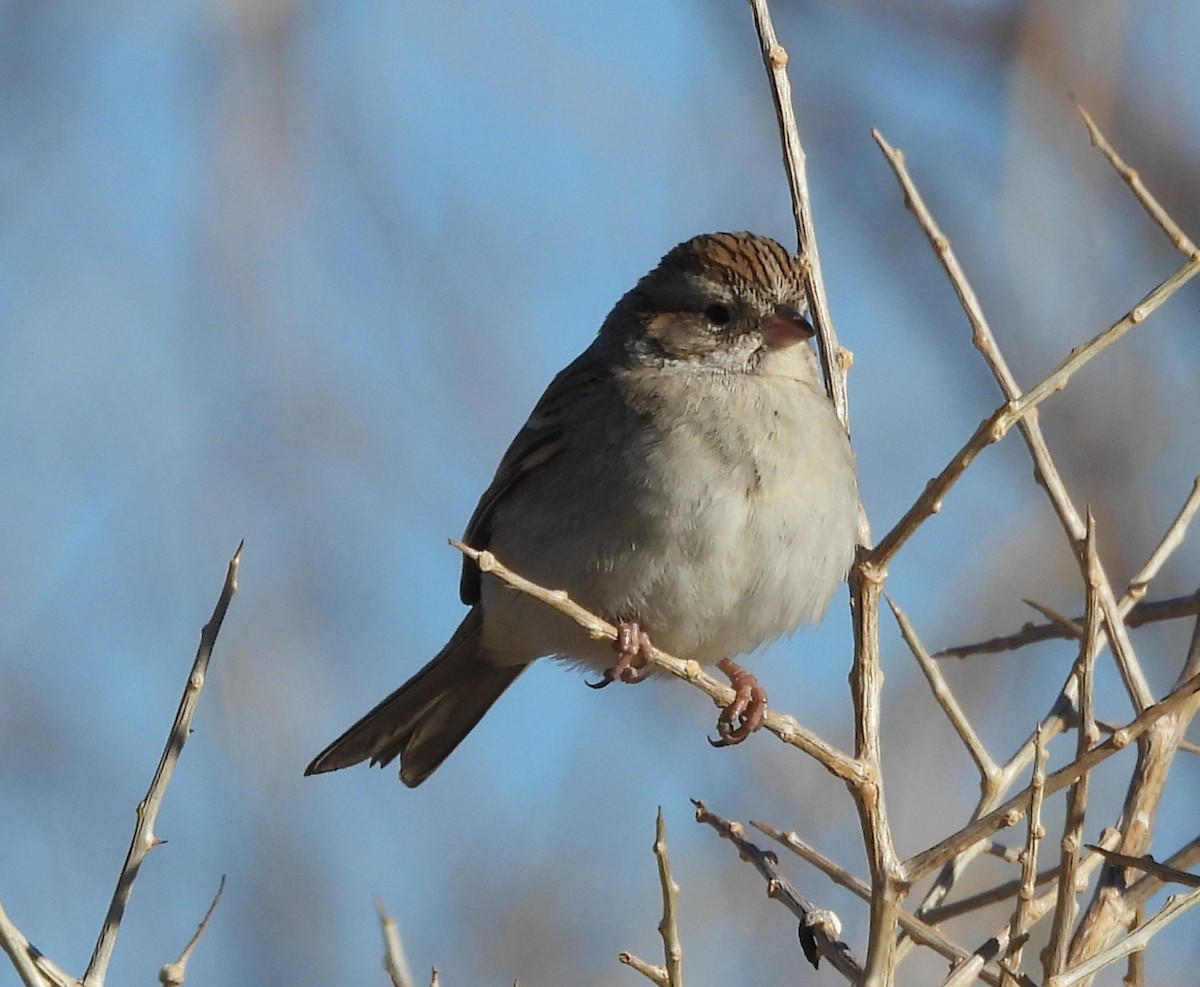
920,864,1066,926
1086,847,1200,889
1023,599,1084,637
1046,521,1104,979
1076,103,1199,259
1004,729,1048,984
936,595,1199,659
652,809,684,987
83,544,243,987
746,0,848,427
1123,836,1200,913
158,876,226,987
889,597,997,779
1120,478,1200,612
619,952,667,987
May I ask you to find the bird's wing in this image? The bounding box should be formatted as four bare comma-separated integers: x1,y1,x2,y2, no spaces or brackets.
459,346,610,604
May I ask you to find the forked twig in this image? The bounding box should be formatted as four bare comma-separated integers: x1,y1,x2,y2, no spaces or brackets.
693,801,861,979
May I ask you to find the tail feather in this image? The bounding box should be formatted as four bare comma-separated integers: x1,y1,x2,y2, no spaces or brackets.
305,608,526,787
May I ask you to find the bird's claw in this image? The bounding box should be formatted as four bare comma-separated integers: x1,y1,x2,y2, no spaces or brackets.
709,657,767,746
589,621,655,689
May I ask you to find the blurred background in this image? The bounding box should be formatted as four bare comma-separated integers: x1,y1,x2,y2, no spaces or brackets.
1,0,1198,983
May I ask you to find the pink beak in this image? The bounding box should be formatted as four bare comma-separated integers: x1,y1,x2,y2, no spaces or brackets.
760,303,814,348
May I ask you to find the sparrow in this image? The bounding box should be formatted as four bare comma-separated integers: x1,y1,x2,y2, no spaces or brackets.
305,231,860,787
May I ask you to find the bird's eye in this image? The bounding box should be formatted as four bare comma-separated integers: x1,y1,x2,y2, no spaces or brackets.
703,303,733,327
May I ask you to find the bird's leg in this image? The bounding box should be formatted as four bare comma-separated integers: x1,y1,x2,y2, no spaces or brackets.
587,620,655,689
710,657,768,746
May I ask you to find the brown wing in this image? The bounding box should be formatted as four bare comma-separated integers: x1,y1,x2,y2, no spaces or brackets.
458,347,609,604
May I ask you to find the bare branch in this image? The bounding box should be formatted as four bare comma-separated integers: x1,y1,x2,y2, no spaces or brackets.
889,597,997,779
0,899,76,987
1076,103,1199,259
746,0,849,428
83,543,243,987
1045,521,1105,978
693,801,861,980
909,659,1082,926
1003,728,1048,984
936,595,1198,660
377,900,416,987
652,809,684,987
618,952,668,987
872,130,1200,715
1067,614,1200,968
940,831,1121,987
1086,847,1200,889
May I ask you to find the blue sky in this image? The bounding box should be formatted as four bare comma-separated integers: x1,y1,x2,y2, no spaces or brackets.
2,2,1199,984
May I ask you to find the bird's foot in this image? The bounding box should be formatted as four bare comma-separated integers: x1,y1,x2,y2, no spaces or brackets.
709,657,767,746
587,621,655,689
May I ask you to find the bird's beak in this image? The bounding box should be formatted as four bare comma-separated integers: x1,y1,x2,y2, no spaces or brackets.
760,303,814,349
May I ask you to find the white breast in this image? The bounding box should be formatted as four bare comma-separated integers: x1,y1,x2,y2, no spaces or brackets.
479,359,860,670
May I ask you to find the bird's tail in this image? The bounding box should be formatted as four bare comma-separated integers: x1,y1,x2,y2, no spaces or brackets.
304,608,525,787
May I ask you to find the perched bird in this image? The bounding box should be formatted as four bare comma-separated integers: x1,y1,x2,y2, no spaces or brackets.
305,232,860,787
